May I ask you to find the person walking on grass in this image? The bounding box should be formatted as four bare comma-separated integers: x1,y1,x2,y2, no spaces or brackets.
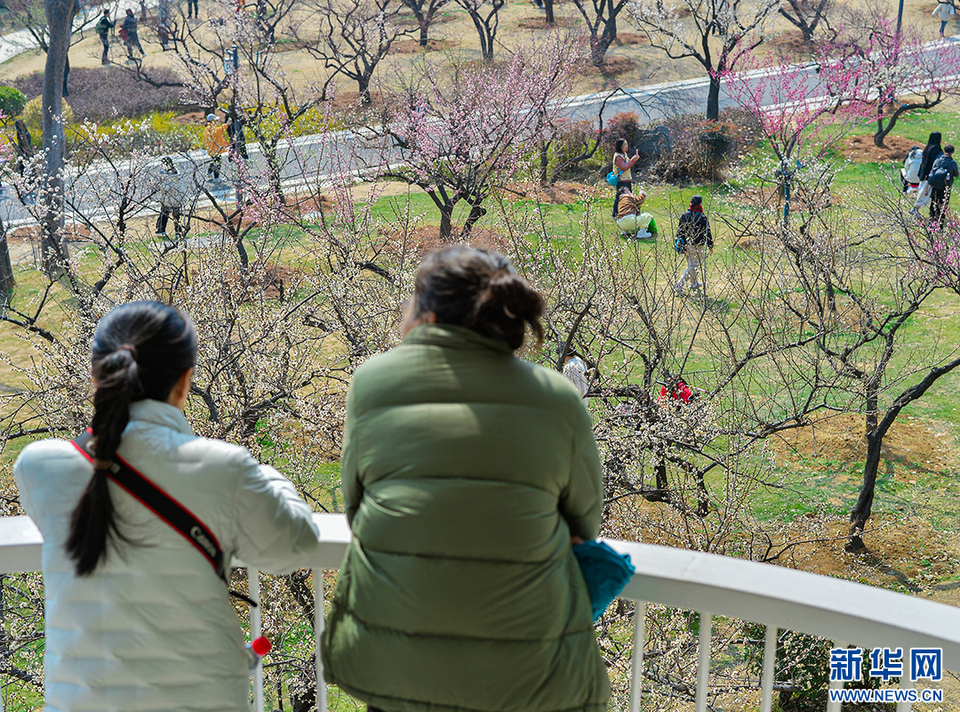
96,9,115,64
14,301,321,712
928,144,958,225
121,8,145,59
934,1,955,37
611,138,639,218
910,132,943,215
323,246,610,712
674,195,713,295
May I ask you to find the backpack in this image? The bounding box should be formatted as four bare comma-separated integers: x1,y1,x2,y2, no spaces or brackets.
96,17,110,34
928,164,950,188
674,234,686,254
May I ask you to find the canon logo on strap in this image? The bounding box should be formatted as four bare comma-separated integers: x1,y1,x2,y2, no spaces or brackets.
190,526,218,559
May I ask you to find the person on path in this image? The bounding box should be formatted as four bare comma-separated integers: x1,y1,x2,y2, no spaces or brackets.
204,113,229,182
612,138,639,217
928,144,958,225
911,132,943,215
12,119,33,177
674,195,714,294
95,9,115,65
155,157,185,239
14,301,321,712
323,246,610,712
121,9,145,59
933,1,955,36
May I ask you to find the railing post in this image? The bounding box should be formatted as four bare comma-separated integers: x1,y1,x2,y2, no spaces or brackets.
248,568,264,712
314,569,327,712
760,625,777,712
629,601,646,712
826,640,846,712
896,674,914,712
695,612,712,712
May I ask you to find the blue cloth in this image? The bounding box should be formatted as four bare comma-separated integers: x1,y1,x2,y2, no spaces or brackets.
573,540,636,622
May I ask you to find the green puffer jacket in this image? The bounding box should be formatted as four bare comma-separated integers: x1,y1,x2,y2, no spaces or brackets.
322,324,610,712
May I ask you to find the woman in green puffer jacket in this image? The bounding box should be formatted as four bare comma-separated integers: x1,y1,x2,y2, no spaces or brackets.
323,246,610,712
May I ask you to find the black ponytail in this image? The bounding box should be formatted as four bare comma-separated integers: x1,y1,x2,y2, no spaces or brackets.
414,246,544,351
66,302,196,576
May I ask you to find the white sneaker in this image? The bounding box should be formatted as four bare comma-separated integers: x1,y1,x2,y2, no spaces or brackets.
673,283,684,295
908,207,919,216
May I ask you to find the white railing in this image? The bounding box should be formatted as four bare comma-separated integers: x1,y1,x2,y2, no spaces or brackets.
2,513,960,711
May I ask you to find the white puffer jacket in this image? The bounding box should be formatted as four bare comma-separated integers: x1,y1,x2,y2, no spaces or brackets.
14,399,322,712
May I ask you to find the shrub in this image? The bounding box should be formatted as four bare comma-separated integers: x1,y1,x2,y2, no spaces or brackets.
548,118,603,179
602,112,642,154
21,96,75,132
648,109,759,183
0,87,28,117
12,67,186,122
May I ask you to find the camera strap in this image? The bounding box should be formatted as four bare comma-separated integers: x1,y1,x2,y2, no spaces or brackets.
71,428,256,607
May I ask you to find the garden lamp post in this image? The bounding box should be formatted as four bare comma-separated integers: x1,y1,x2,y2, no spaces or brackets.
223,44,244,204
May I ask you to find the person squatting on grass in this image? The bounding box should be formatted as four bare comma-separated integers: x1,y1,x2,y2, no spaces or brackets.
674,195,714,295
612,138,640,217
615,184,657,239
14,301,321,712
322,246,610,712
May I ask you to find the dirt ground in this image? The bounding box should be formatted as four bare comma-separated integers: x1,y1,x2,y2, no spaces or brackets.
771,412,957,475
842,134,921,163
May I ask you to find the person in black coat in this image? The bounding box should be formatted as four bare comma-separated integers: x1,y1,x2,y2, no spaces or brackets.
674,195,713,294
911,132,943,214
929,144,959,225
96,10,115,65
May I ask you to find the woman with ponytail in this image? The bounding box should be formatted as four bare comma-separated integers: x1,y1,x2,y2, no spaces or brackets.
323,247,609,712
14,301,321,712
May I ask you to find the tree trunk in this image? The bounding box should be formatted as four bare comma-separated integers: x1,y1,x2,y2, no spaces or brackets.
439,206,453,241
419,18,429,46
590,34,605,66
706,74,721,121
358,75,372,105
847,432,882,552
539,142,549,186
0,217,14,306
848,379,882,552
459,201,486,238
544,0,554,23
40,0,76,277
